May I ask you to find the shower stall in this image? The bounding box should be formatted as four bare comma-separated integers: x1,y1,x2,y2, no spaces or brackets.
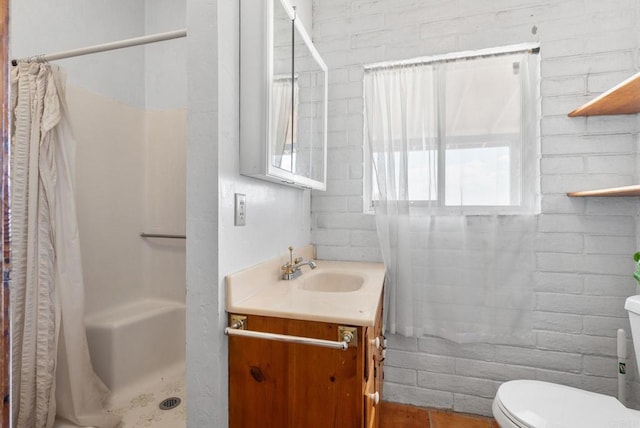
10,0,187,426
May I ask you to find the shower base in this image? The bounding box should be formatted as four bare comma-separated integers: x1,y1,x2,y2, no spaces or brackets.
55,299,186,427
106,364,186,427
54,364,186,428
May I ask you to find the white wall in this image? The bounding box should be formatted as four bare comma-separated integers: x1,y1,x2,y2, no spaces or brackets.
145,0,187,110
186,0,312,425
10,0,146,108
311,0,640,416
185,0,223,423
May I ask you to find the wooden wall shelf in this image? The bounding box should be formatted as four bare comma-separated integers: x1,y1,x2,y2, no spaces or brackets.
567,185,640,197
566,73,640,197
568,72,640,117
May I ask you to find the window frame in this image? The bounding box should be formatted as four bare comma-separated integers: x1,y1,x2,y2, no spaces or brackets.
363,44,540,215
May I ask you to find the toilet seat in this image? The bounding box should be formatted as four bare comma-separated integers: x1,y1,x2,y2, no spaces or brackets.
493,380,640,428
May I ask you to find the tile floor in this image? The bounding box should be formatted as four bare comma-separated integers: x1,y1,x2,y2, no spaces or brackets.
55,375,498,427
380,401,499,428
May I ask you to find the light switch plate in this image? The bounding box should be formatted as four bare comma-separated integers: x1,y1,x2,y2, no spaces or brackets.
234,193,246,226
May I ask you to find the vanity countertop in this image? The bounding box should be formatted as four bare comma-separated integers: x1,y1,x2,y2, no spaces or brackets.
226,248,385,326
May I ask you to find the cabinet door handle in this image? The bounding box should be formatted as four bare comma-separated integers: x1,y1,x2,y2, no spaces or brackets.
367,392,380,405
371,337,381,349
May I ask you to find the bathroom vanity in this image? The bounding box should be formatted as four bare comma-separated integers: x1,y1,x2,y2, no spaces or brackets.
226,249,385,428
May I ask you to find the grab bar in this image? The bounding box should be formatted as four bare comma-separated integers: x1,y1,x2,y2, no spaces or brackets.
140,233,186,239
225,325,351,351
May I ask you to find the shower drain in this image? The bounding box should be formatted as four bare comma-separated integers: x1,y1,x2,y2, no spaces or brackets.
158,396,182,411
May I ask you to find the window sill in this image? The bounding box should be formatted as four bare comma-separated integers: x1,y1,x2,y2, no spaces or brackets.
367,202,538,216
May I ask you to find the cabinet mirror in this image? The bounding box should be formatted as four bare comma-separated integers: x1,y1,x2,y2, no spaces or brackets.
240,0,327,190
292,17,327,184
270,0,294,173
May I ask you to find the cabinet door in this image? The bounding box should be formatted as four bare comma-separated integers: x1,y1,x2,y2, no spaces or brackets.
228,325,288,427
229,315,364,428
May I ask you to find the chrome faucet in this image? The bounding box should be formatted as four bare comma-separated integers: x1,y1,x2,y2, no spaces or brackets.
281,246,317,280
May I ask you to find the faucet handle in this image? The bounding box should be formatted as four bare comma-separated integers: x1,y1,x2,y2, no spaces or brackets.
288,246,295,265
281,262,292,272
294,257,304,264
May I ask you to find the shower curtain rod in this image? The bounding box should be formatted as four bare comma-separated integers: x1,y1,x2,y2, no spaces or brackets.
11,29,187,66
364,42,540,72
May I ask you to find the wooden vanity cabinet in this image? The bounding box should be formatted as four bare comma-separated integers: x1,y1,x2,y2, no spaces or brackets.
228,299,383,428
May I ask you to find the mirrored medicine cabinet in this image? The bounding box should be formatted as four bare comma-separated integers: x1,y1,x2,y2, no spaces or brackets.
240,0,328,190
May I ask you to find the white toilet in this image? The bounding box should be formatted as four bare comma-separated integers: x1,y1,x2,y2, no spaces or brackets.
492,295,640,427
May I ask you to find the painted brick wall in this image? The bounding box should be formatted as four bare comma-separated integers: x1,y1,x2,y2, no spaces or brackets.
311,0,640,416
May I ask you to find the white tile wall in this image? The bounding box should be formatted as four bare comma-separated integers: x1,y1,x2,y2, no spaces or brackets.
311,0,640,416
68,86,147,314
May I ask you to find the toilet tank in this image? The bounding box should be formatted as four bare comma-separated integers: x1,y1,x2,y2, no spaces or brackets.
625,295,640,371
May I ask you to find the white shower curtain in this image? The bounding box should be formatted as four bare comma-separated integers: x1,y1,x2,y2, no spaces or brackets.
364,55,538,344
10,62,120,428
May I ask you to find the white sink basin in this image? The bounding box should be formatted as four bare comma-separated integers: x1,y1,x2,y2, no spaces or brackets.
225,245,385,326
299,271,364,292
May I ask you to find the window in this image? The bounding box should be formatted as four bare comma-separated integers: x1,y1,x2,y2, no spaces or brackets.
364,45,540,213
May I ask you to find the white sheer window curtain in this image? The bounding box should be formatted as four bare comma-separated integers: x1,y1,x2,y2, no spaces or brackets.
364,49,539,344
